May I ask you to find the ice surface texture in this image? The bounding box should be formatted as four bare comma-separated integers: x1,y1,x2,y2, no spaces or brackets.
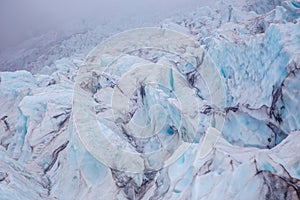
73,28,226,173
0,0,300,199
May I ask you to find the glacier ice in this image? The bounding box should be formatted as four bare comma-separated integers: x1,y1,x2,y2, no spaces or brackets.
72,28,226,173
0,0,300,199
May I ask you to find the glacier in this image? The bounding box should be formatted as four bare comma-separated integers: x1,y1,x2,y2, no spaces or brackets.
0,0,300,199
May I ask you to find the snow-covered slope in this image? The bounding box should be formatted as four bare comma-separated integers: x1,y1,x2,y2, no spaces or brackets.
0,0,300,199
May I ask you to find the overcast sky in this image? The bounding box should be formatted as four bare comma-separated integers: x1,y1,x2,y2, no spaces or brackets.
0,0,213,49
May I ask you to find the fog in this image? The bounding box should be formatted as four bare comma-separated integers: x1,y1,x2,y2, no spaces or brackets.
0,0,213,49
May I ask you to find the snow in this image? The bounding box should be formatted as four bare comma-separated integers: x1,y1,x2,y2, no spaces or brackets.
0,0,300,199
